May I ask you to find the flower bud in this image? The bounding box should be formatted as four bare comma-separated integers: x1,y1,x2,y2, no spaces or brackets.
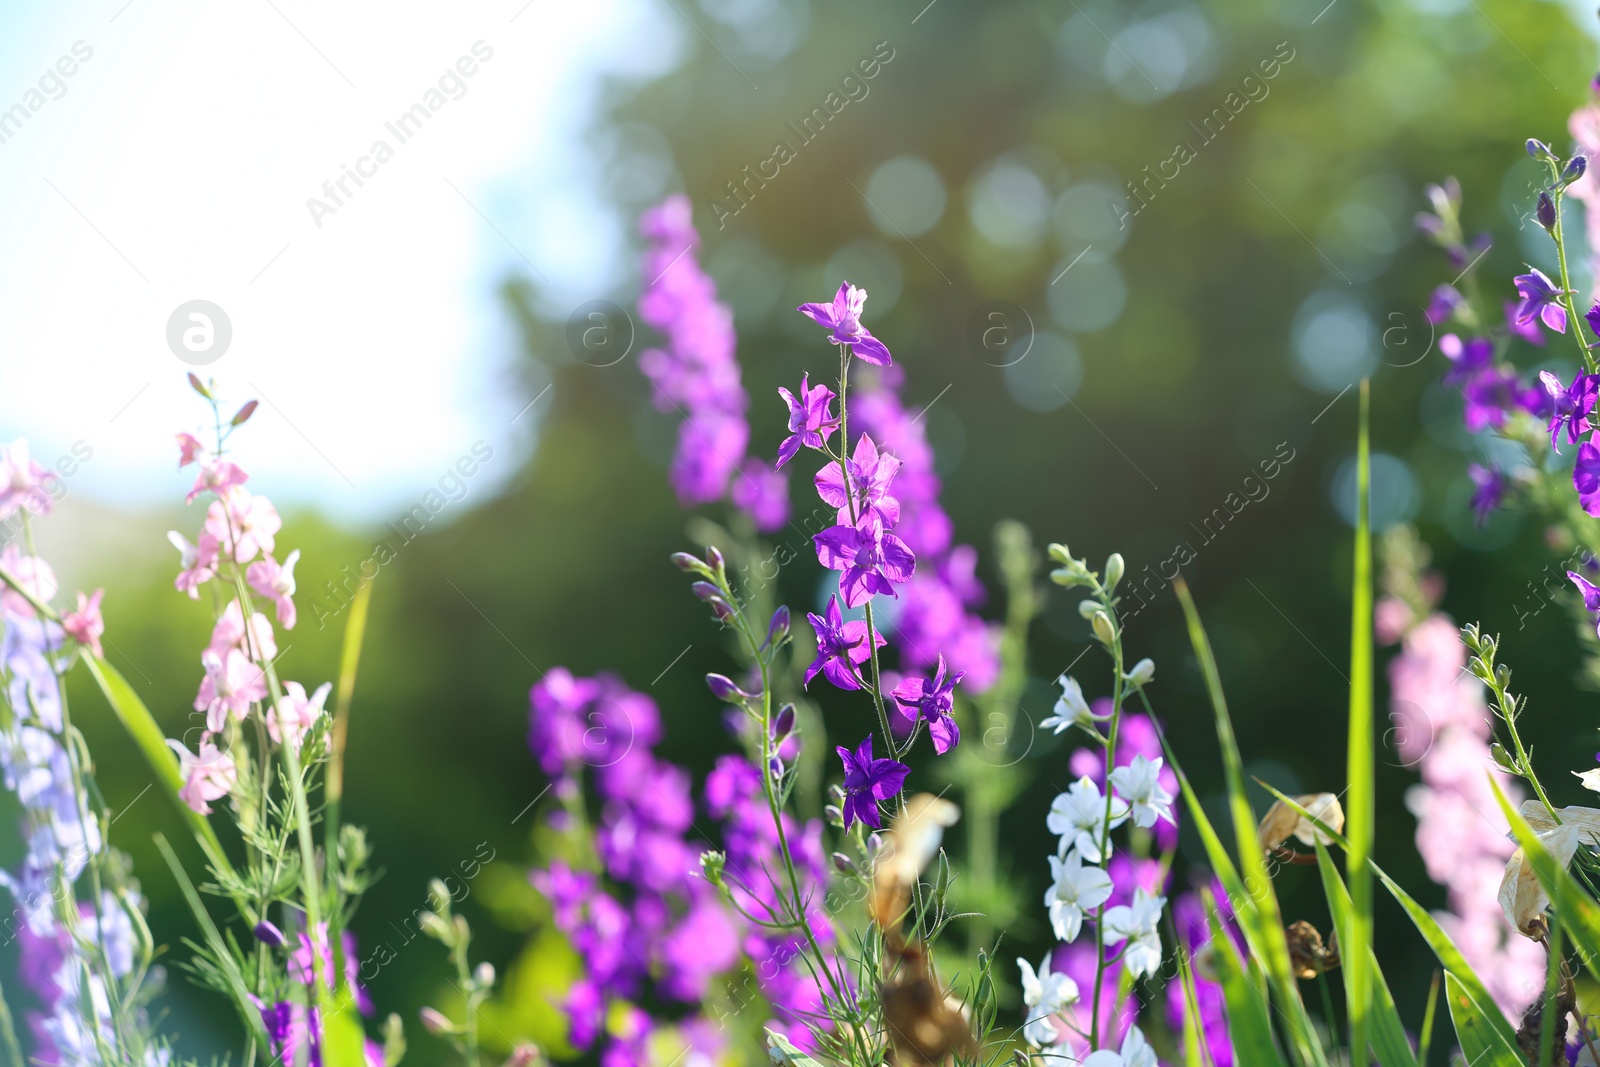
824,804,844,827
232,400,259,426
420,1007,453,1036
420,911,452,942
772,703,796,742
699,849,726,885
766,605,791,645
187,372,212,399
1104,553,1124,591
1125,658,1155,687
671,551,707,575
831,851,859,876
1528,137,1551,159
1566,154,1589,183
690,581,721,601
1046,542,1073,565
1078,599,1101,620
710,599,736,622
706,545,725,572
253,920,286,947
705,673,749,703
1538,191,1557,232
1091,611,1116,645
1490,742,1516,772
473,962,496,988
769,756,785,779
428,879,452,910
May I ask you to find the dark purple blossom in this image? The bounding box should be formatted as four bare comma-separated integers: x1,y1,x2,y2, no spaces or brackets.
804,594,883,690
836,736,909,830
1461,367,1520,432
1439,334,1493,385
1540,370,1600,450
1588,302,1600,337
1468,464,1507,527
1426,285,1461,325
815,433,902,525
1505,301,1547,346
1575,440,1600,518
775,373,838,468
1570,569,1600,637
1513,268,1568,334
797,282,893,366
890,655,964,754
814,512,916,608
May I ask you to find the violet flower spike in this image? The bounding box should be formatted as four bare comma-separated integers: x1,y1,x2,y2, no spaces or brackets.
1539,370,1600,451
890,655,966,754
1570,570,1600,638
836,736,910,830
1467,464,1506,527
815,432,902,526
814,511,916,608
797,282,894,366
1513,268,1569,334
1439,334,1493,385
803,594,884,690
1575,440,1600,518
775,373,838,469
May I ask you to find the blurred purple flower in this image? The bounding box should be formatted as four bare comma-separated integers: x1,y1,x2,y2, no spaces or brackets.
1468,465,1506,527
1575,441,1600,519
1426,284,1461,324
1439,334,1492,385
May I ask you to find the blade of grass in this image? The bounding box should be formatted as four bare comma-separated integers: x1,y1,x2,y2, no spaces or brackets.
154,833,270,1048
1347,378,1375,1067
1205,888,1288,1066
1313,844,1415,1067
1417,971,1440,1067
324,577,373,1030
1171,578,1327,1067
1442,973,1522,1067
83,655,254,923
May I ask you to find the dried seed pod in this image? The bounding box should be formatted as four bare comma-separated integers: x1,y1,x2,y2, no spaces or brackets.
1285,920,1339,979
1257,793,1345,852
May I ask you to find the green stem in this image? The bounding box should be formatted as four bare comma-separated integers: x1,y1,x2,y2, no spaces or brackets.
1546,170,1596,374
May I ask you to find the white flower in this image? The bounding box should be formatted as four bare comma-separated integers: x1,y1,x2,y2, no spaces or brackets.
1123,658,1155,688
1018,954,1078,1048
1577,768,1600,794
1108,754,1175,830
1045,849,1113,943
1040,675,1109,734
1103,888,1166,979
1047,776,1129,863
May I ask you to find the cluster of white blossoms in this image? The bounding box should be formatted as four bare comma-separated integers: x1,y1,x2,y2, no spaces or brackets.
1018,671,1175,1066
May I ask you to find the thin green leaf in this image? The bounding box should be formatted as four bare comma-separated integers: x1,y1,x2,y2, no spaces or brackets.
1314,845,1415,1067
326,577,374,1022
1370,862,1520,1049
1442,973,1522,1067
1347,378,1375,1067
1254,779,1352,851
767,1030,831,1065
1417,971,1440,1067
1171,578,1327,1067
1206,890,1287,1067
153,834,269,1048
84,655,253,922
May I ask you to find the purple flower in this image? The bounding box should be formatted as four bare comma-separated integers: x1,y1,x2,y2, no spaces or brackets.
1575,440,1600,518
1426,284,1461,325
890,656,964,754
730,459,789,533
1513,268,1568,334
1505,301,1547,346
1570,570,1600,637
1539,370,1600,451
1467,464,1506,527
797,282,893,366
776,374,838,468
836,736,909,830
815,433,902,526
1439,334,1493,385
1588,302,1600,337
1461,367,1520,432
814,512,916,608
804,594,884,690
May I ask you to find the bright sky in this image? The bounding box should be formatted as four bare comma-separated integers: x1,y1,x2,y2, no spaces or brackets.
0,0,681,521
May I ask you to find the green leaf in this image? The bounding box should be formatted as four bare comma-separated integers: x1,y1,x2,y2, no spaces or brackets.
1443,973,1522,1067
83,655,254,922
1347,379,1375,1067
1169,579,1327,1067
1313,845,1415,1067
153,834,269,1048
1206,892,1287,1067
766,1030,831,1065
1371,862,1520,1049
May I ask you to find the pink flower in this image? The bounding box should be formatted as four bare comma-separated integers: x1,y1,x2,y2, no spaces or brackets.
267,681,330,751
0,545,58,618
207,599,278,662
194,647,267,733
176,433,206,467
247,550,300,629
167,736,237,815
0,439,56,519
169,530,220,599
186,459,249,504
61,589,104,658
204,490,280,564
